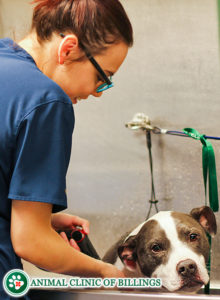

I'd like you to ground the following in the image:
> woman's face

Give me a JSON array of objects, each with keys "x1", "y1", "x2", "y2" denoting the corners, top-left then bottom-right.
[{"x1": 53, "y1": 42, "x2": 128, "y2": 104}]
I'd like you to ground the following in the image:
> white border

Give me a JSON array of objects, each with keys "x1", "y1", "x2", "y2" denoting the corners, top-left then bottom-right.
[{"x1": 3, "y1": 269, "x2": 30, "y2": 298}]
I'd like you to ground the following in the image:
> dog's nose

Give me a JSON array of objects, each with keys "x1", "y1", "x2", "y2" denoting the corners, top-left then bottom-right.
[{"x1": 177, "y1": 259, "x2": 197, "y2": 277}]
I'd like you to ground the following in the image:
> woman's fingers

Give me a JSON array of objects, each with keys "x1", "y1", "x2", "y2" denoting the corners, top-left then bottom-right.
[{"x1": 59, "y1": 231, "x2": 80, "y2": 251}]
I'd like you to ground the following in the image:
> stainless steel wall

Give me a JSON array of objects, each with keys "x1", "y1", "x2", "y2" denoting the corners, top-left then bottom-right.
[{"x1": 1, "y1": 0, "x2": 220, "y2": 286}]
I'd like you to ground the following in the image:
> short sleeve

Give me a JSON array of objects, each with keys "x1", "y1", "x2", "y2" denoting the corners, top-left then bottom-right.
[{"x1": 8, "y1": 101, "x2": 74, "y2": 212}]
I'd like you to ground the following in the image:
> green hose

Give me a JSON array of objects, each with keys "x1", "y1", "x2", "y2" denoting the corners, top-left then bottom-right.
[{"x1": 183, "y1": 128, "x2": 219, "y2": 294}]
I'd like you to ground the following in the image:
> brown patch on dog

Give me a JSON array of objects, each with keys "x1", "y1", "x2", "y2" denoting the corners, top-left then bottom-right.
[
  {"x1": 103, "y1": 220, "x2": 172, "y2": 276},
  {"x1": 135, "y1": 220, "x2": 171, "y2": 276},
  {"x1": 172, "y1": 212, "x2": 210, "y2": 262}
]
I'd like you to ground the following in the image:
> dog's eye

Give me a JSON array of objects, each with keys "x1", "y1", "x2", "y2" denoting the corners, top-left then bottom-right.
[
  {"x1": 189, "y1": 233, "x2": 198, "y2": 242},
  {"x1": 151, "y1": 244, "x2": 163, "y2": 253}
]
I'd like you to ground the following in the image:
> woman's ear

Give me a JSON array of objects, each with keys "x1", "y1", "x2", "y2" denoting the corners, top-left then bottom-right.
[{"x1": 58, "y1": 34, "x2": 79, "y2": 65}]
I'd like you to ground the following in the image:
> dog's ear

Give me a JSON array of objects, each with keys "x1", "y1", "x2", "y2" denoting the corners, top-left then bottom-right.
[
  {"x1": 190, "y1": 206, "x2": 217, "y2": 237},
  {"x1": 118, "y1": 236, "x2": 137, "y2": 272}
]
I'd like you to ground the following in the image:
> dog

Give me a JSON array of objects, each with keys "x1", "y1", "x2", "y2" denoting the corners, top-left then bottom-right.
[{"x1": 102, "y1": 206, "x2": 217, "y2": 293}]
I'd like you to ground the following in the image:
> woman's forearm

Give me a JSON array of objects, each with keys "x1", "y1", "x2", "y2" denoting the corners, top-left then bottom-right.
[
  {"x1": 11, "y1": 200, "x2": 122, "y2": 278},
  {"x1": 14, "y1": 226, "x2": 107, "y2": 277}
]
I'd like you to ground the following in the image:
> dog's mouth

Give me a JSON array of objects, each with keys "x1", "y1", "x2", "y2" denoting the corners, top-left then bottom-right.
[
  {"x1": 178, "y1": 279, "x2": 204, "y2": 292},
  {"x1": 122, "y1": 256, "x2": 137, "y2": 269}
]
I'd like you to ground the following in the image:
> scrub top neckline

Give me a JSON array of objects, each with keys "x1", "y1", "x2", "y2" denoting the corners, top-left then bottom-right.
[{"x1": 1, "y1": 38, "x2": 37, "y2": 65}]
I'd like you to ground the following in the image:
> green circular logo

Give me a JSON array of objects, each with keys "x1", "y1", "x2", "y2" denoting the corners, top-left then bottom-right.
[{"x1": 3, "y1": 269, "x2": 30, "y2": 297}]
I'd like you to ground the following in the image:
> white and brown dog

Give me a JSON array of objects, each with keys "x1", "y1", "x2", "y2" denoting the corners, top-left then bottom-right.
[{"x1": 103, "y1": 206, "x2": 217, "y2": 293}]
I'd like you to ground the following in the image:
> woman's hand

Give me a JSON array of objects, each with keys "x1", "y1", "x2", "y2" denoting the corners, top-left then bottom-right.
[
  {"x1": 51, "y1": 213, "x2": 89, "y2": 251},
  {"x1": 51, "y1": 213, "x2": 89, "y2": 233}
]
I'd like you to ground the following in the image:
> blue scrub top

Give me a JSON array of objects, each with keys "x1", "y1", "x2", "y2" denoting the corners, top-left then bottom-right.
[{"x1": 0, "y1": 38, "x2": 75, "y2": 299}]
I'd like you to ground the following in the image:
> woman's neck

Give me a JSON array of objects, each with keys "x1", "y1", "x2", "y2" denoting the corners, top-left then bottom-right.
[{"x1": 18, "y1": 32, "x2": 58, "y2": 76}]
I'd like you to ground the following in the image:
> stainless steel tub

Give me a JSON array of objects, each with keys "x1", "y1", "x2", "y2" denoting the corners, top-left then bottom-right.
[{"x1": 29, "y1": 289, "x2": 220, "y2": 300}]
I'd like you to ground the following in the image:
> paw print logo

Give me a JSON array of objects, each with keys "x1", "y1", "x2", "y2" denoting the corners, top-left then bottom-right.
[
  {"x1": 3, "y1": 269, "x2": 30, "y2": 297},
  {"x1": 9, "y1": 274, "x2": 24, "y2": 290}
]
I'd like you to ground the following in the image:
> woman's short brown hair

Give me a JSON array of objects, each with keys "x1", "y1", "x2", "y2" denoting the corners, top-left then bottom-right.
[{"x1": 31, "y1": 0, "x2": 133, "y2": 55}]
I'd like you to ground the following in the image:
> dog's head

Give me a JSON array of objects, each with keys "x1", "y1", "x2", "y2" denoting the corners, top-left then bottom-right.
[{"x1": 118, "y1": 206, "x2": 217, "y2": 292}]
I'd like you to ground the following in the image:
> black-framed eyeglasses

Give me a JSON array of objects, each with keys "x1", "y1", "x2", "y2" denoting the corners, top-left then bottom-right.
[{"x1": 60, "y1": 33, "x2": 114, "y2": 93}]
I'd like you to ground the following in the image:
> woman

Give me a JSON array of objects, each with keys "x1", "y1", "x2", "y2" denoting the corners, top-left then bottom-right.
[{"x1": 0, "y1": 0, "x2": 133, "y2": 298}]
